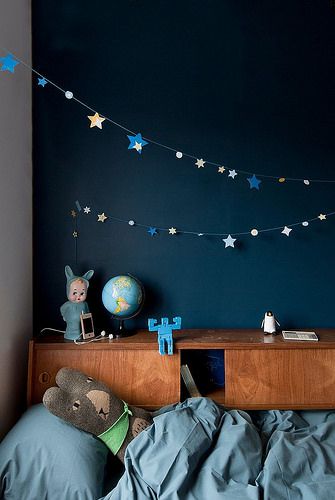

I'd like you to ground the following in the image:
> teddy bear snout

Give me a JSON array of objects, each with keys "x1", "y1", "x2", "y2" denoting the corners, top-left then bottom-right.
[{"x1": 86, "y1": 390, "x2": 110, "y2": 421}]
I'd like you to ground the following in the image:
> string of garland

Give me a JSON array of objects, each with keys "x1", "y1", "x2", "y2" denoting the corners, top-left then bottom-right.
[
  {"x1": 70, "y1": 201, "x2": 335, "y2": 249},
  {"x1": 1, "y1": 50, "x2": 335, "y2": 189}
]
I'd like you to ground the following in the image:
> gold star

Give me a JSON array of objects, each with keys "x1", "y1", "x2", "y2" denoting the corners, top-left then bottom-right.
[
  {"x1": 73, "y1": 231, "x2": 78, "y2": 238},
  {"x1": 134, "y1": 142, "x2": 142, "y2": 152},
  {"x1": 88, "y1": 112, "x2": 106, "y2": 129},
  {"x1": 318, "y1": 213, "x2": 326, "y2": 221},
  {"x1": 70, "y1": 210, "x2": 77, "y2": 218},
  {"x1": 169, "y1": 227, "x2": 177, "y2": 235},
  {"x1": 218, "y1": 166, "x2": 225, "y2": 174},
  {"x1": 195, "y1": 159, "x2": 205, "y2": 168},
  {"x1": 97, "y1": 213, "x2": 108, "y2": 222}
]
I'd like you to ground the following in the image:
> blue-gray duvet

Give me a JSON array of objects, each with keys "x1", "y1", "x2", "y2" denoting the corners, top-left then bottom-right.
[{"x1": 101, "y1": 398, "x2": 335, "y2": 500}]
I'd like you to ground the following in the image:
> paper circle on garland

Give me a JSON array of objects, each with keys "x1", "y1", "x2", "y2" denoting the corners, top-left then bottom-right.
[
  {"x1": 176, "y1": 151, "x2": 183, "y2": 159},
  {"x1": 128, "y1": 220, "x2": 135, "y2": 226},
  {"x1": 302, "y1": 221, "x2": 309, "y2": 227},
  {"x1": 304, "y1": 180, "x2": 310, "y2": 185},
  {"x1": 279, "y1": 177, "x2": 286, "y2": 183},
  {"x1": 65, "y1": 91, "x2": 73, "y2": 99},
  {"x1": 251, "y1": 229, "x2": 259, "y2": 236}
]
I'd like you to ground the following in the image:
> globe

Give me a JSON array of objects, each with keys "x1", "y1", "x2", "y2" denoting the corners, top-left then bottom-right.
[{"x1": 102, "y1": 275, "x2": 144, "y2": 337}]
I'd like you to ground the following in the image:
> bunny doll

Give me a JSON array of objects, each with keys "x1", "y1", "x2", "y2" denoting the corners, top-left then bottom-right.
[{"x1": 60, "y1": 265, "x2": 94, "y2": 340}]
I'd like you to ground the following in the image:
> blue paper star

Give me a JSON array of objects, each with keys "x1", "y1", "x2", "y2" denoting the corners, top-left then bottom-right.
[
  {"x1": 38, "y1": 77, "x2": 47, "y2": 87},
  {"x1": 127, "y1": 133, "x2": 148, "y2": 154},
  {"x1": 148, "y1": 227, "x2": 157, "y2": 236},
  {"x1": 0, "y1": 54, "x2": 19, "y2": 73},
  {"x1": 247, "y1": 174, "x2": 262, "y2": 190}
]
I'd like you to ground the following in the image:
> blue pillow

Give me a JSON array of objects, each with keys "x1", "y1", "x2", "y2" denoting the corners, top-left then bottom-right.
[{"x1": 0, "y1": 404, "x2": 110, "y2": 500}]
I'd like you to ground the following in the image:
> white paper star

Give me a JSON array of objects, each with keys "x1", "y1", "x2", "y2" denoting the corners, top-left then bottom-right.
[
  {"x1": 281, "y1": 226, "x2": 292, "y2": 236},
  {"x1": 318, "y1": 213, "x2": 326, "y2": 221},
  {"x1": 97, "y1": 213, "x2": 108, "y2": 222},
  {"x1": 195, "y1": 159, "x2": 206, "y2": 168},
  {"x1": 134, "y1": 142, "x2": 142, "y2": 152},
  {"x1": 83, "y1": 206, "x2": 91, "y2": 214},
  {"x1": 222, "y1": 235, "x2": 236, "y2": 248},
  {"x1": 228, "y1": 169, "x2": 237, "y2": 179},
  {"x1": 218, "y1": 166, "x2": 225, "y2": 174},
  {"x1": 169, "y1": 227, "x2": 177, "y2": 235}
]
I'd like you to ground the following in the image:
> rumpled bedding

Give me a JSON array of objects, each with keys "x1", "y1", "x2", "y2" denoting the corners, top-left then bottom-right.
[{"x1": 101, "y1": 398, "x2": 335, "y2": 500}]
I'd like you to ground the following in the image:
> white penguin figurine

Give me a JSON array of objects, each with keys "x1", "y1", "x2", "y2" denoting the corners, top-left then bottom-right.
[{"x1": 261, "y1": 311, "x2": 280, "y2": 335}]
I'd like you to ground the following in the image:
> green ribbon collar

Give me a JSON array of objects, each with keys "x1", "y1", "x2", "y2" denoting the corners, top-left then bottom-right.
[{"x1": 98, "y1": 401, "x2": 133, "y2": 455}]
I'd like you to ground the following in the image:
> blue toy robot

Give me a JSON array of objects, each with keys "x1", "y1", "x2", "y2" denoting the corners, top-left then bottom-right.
[{"x1": 148, "y1": 317, "x2": 182, "y2": 355}]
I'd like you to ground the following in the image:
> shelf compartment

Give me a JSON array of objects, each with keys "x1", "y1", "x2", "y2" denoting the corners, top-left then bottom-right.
[{"x1": 180, "y1": 349, "x2": 225, "y2": 399}]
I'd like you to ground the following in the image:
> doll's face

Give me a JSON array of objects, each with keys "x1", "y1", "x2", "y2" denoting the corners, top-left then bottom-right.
[{"x1": 68, "y1": 279, "x2": 87, "y2": 303}]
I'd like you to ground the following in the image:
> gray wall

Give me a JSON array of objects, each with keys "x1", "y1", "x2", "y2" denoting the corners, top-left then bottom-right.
[{"x1": 0, "y1": 1, "x2": 32, "y2": 439}]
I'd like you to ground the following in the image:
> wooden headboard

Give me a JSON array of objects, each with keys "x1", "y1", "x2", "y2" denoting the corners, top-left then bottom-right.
[{"x1": 28, "y1": 329, "x2": 335, "y2": 409}]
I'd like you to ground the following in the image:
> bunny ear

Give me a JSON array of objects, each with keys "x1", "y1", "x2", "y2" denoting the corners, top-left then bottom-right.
[
  {"x1": 82, "y1": 270, "x2": 94, "y2": 281},
  {"x1": 65, "y1": 265, "x2": 74, "y2": 280}
]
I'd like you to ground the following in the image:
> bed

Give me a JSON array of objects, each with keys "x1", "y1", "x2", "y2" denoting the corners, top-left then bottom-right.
[
  {"x1": 2, "y1": 397, "x2": 335, "y2": 499},
  {"x1": 3, "y1": 330, "x2": 335, "y2": 498}
]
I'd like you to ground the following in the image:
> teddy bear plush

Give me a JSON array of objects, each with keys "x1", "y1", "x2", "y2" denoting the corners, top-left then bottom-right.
[{"x1": 43, "y1": 367, "x2": 153, "y2": 462}]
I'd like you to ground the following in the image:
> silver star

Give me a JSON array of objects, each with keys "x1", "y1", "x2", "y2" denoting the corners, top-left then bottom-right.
[
  {"x1": 169, "y1": 227, "x2": 177, "y2": 235},
  {"x1": 222, "y1": 234, "x2": 236, "y2": 248},
  {"x1": 83, "y1": 206, "x2": 91, "y2": 214},
  {"x1": 281, "y1": 226, "x2": 292, "y2": 237},
  {"x1": 228, "y1": 169, "x2": 237, "y2": 179}
]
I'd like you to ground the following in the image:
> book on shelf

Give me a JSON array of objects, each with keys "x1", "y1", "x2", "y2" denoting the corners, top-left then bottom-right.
[{"x1": 180, "y1": 364, "x2": 202, "y2": 398}]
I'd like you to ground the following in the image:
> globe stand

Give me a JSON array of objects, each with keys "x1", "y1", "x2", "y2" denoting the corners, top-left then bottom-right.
[{"x1": 114, "y1": 319, "x2": 133, "y2": 338}]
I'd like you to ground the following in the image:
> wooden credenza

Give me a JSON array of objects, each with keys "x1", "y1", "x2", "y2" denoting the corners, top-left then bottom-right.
[{"x1": 28, "y1": 329, "x2": 335, "y2": 409}]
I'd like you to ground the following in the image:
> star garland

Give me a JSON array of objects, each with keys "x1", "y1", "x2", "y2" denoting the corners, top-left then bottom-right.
[
  {"x1": 74, "y1": 202, "x2": 334, "y2": 249},
  {"x1": 70, "y1": 201, "x2": 81, "y2": 264},
  {"x1": 2, "y1": 49, "x2": 335, "y2": 190}
]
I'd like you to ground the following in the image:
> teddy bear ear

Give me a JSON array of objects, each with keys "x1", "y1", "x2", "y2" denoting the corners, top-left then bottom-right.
[
  {"x1": 43, "y1": 386, "x2": 70, "y2": 418},
  {"x1": 82, "y1": 270, "x2": 94, "y2": 281},
  {"x1": 55, "y1": 367, "x2": 98, "y2": 392},
  {"x1": 65, "y1": 265, "x2": 74, "y2": 280}
]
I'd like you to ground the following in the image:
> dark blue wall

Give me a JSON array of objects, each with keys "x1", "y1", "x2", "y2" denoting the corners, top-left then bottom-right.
[{"x1": 33, "y1": 0, "x2": 335, "y2": 333}]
